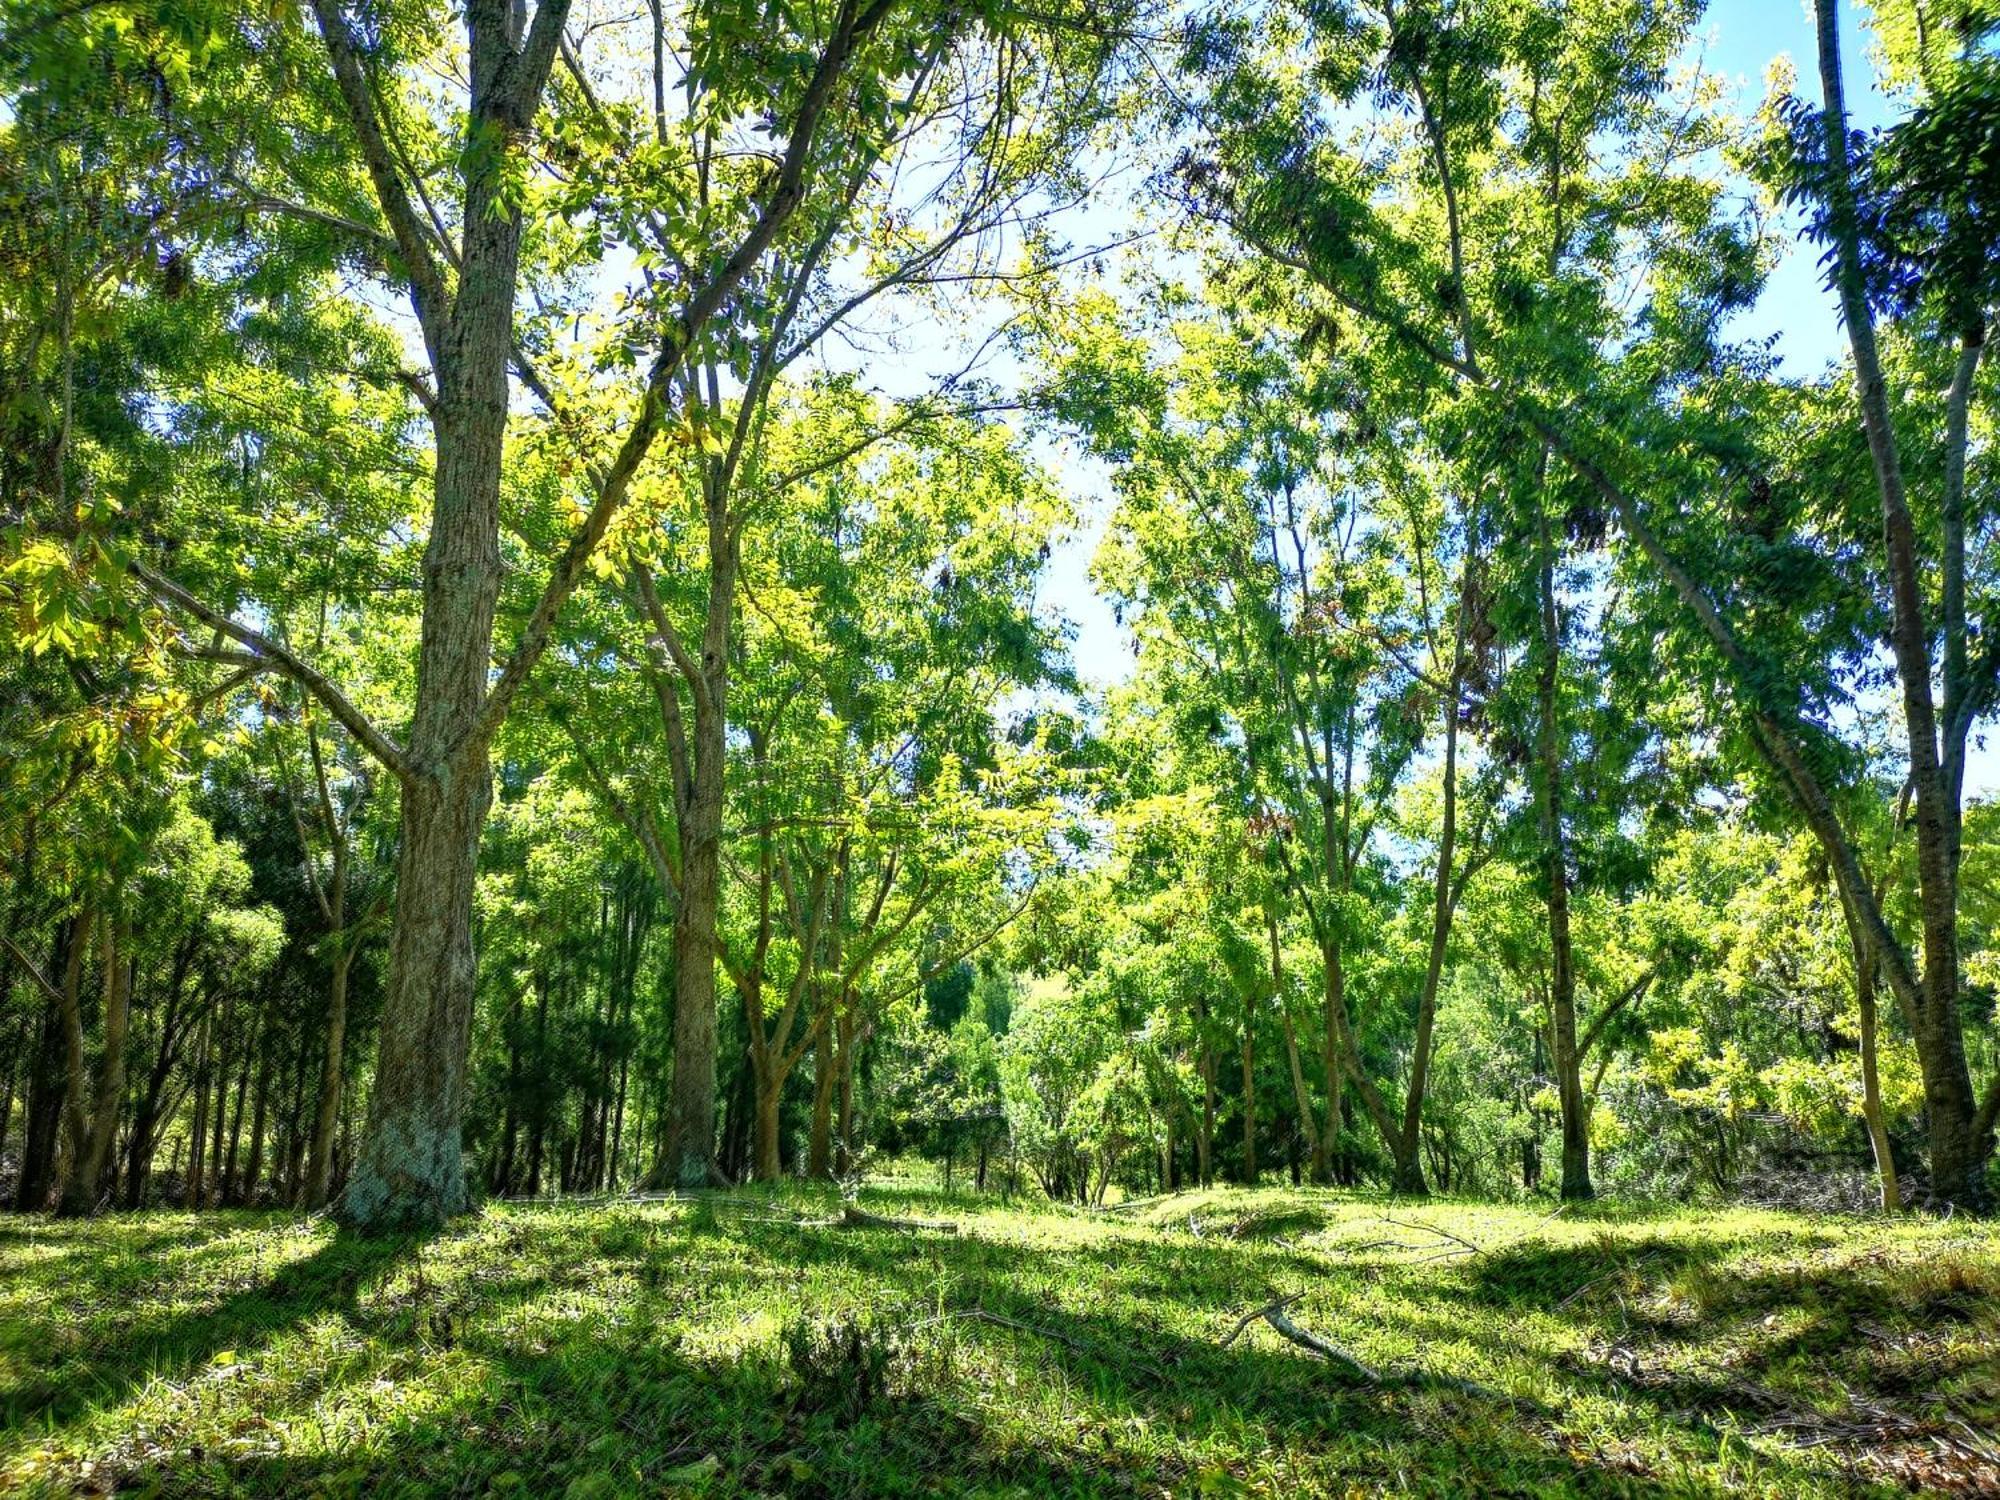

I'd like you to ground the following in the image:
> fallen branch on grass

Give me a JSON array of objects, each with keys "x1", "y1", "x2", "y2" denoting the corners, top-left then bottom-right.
[
  {"x1": 841, "y1": 1203, "x2": 959, "y2": 1234},
  {"x1": 1377, "y1": 1216, "x2": 1483, "y2": 1256},
  {"x1": 903, "y1": 1305, "x2": 1172, "y2": 1383},
  {"x1": 1221, "y1": 1291, "x2": 1525, "y2": 1405},
  {"x1": 1223, "y1": 1292, "x2": 1384, "y2": 1383}
]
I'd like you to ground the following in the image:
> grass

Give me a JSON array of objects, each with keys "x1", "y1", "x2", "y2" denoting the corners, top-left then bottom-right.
[{"x1": 2, "y1": 1185, "x2": 1997, "y2": 1497}]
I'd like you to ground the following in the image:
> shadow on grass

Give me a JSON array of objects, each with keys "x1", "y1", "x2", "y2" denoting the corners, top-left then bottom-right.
[
  {"x1": 0, "y1": 1220, "x2": 426, "y2": 1440},
  {"x1": 7, "y1": 1197, "x2": 1914, "y2": 1498}
]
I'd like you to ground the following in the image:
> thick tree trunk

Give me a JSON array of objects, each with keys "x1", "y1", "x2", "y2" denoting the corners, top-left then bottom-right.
[
  {"x1": 751, "y1": 1053, "x2": 784, "y2": 1183},
  {"x1": 340, "y1": 758, "x2": 489, "y2": 1227},
  {"x1": 807, "y1": 1010, "x2": 836, "y2": 1178},
  {"x1": 61, "y1": 913, "x2": 128, "y2": 1217}
]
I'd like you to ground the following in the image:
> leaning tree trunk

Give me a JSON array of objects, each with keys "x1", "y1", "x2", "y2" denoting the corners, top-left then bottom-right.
[{"x1": 1812, "y1": 0, "x2": 1989, "y2": 1209}]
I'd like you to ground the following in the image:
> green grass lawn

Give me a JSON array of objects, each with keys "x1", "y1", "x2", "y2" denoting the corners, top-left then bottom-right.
[{"x1": 3, "y1": 1186, "x2": 1997, "y2": 1497}]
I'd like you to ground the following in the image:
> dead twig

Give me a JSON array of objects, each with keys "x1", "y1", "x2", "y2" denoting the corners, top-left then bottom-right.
[{"x1": 1378, "y1": 1216, "x2": 1482, "y2": 1255}]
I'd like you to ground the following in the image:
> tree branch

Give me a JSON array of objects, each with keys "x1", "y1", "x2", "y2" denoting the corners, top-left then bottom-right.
[{"x1": 135, "y1": 562, "x2": 412, "y2": 779}]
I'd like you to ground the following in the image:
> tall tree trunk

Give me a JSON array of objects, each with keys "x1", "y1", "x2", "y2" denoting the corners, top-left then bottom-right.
[
  {"x1": 15, "y1": 918, "x2": 73, "y2": 1211},
  {"x1": 1239, "y1": 993, "x2": 1257, "y2": 1185},
  {"x1": 833, "y1": 1008, "x2": 861, "y2": 1178},
  {"x1": 328, "y1": 0, "x2": 575, "y2": 1230},
  {"x1": 1197, "y1": 1025, "x2": 1215, "y2": 1189},
  {"x1": 495, "y1": 986, "x2": 523, "y2": 1195},
  {"x1": 807, "y1": 1009, "x2": 836, "y2": 1178},
  {"x1": 245, "y1": 1022, "x2": 275, "y2": 1205},
  {"x1": 304, "y1": 945, "x2": 353, "y2": 1208},
  {"x1": 1392, "y1": 558, "x2": 1474, "y2": 1197},
  {"x1": 1270, "y1": 907, "x2": 1323, "y2": 1182},
  {"x1": 187, "y1": 1006, "x2": 213, "y2": 1208},
  {"x1": 52, "y1": 905, "x2": 96, "y2": 1212},
  {"x1": 661, "y1": 695, "x2": 724, "y2": 1187},
  {"x1": 61, "y1": 910, "x2": 128, "y2": 1216},
  {"x1": 1534, "y1": 487, "x2": 1590, "y2": 1201},
  {"x1": 1813, "y1": 0, "x2": 1988, "y2": 1207},
  {"x1": 222, "y1": 1003, "x2": 258, "y2": 1205}
]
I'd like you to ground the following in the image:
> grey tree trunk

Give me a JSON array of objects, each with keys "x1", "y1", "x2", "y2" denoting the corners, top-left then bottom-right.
[
  {"x1": 61, "y1": 912, "x2": 128, "y2": 1217},
  {"x1": 662, "y1": 703, "x2": 724, "y2": 1187},
  {"x1": 304, "y1": 946, "x2": 352, "y2": 1209},
  {"x1": 1534, "y1": 492, "x2": 1590, "y2": 1202}
]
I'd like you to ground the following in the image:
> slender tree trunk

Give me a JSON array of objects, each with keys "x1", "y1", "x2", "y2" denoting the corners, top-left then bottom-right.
[
  {"x1": 833, "y1": 1009, "x2": 860, "y2": 1178},
  {"x1": 1239, "y1": 995, "x2": 1257, "y2": 1185},
  {"x1": 1813, "y1": 0, "x2": 1987, "y2": 1207},
  {"x1": 16, "y1": 919, "x2": 73, "y2": 1211},
  {"x1": 751, "y1": 1052, "x2": 784, "y2": 1183},
  {"x1": 1271, "y1": 907, "x2": 1323, "y2": 1181},
  {"x1": 1393, "y1": 557, "x2": 1475, "y2": 1197},
  {"x1": 1197, "y1": 1026, "x2": 1215, "y2": 1188},
  {"x1": 305, "y1": 939, "x2": 354, "y2": 1208},
  {"x1": 525, "y1": 967, "x2": 550, "y2": 1196},
  {"x1": 1857, "y1": 945, "x2": 1902, "y2": 1212},
  {"x1": 52, "y1": 905, "x2": 96, "y2": 1212},
  {"x1": 1534, "y1": 489, "x2": 1591, "y2": 1201},
  {"x1": 222, "y1": 1004, "x2": 258, "y2": 1205},
  {"x1": 187, "y1": 1008, "x2": 212, "y2": 1208},
  {"x1": 661, "y1": 695, "x2": 724, "y2": 1187}
]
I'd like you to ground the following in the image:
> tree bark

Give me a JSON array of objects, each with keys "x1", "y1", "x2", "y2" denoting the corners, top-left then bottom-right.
[
  {"x1": 1534, "y1": 484, "x2": 1590, "y2": 1201},
  {"x1": 61, "y1": 910, "x2": 128, "y2": 1216},
  {"x1": 1270, "y1": 906, "x2": 1323, "y2": 1181},
  {"x1": 808, "y1": 1008, "x2": 837, "y2": 1178},
  {"x1": 660, "y1": 690, "x2": 725, "y2": 1187},
  {"x1": 15, "y1": 918, "x2": 73, "y2": 1211},
  {"x1": 1811, "y1": 0, "x2": 1984, "y2": 1207}
]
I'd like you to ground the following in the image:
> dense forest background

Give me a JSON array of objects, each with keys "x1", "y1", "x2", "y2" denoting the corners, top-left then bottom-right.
[{"x1": 2, "y1": 0, "x2": 1997, "y2": 1227}]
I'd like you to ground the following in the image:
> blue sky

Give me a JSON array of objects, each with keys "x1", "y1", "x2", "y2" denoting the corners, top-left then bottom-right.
[{"x1": 1013, "y1": 0, "x2": 1997, "y2": 794}]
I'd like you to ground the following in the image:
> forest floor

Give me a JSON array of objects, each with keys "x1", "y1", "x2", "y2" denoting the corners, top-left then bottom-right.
[{"x1": 2, "y1": 1185, "x2": 1998, "y2": 1498}]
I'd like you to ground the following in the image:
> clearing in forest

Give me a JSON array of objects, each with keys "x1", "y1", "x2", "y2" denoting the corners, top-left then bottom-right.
[{"x1": 2, "y1": 1188, "x2": 1997, "y2": 1497}]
